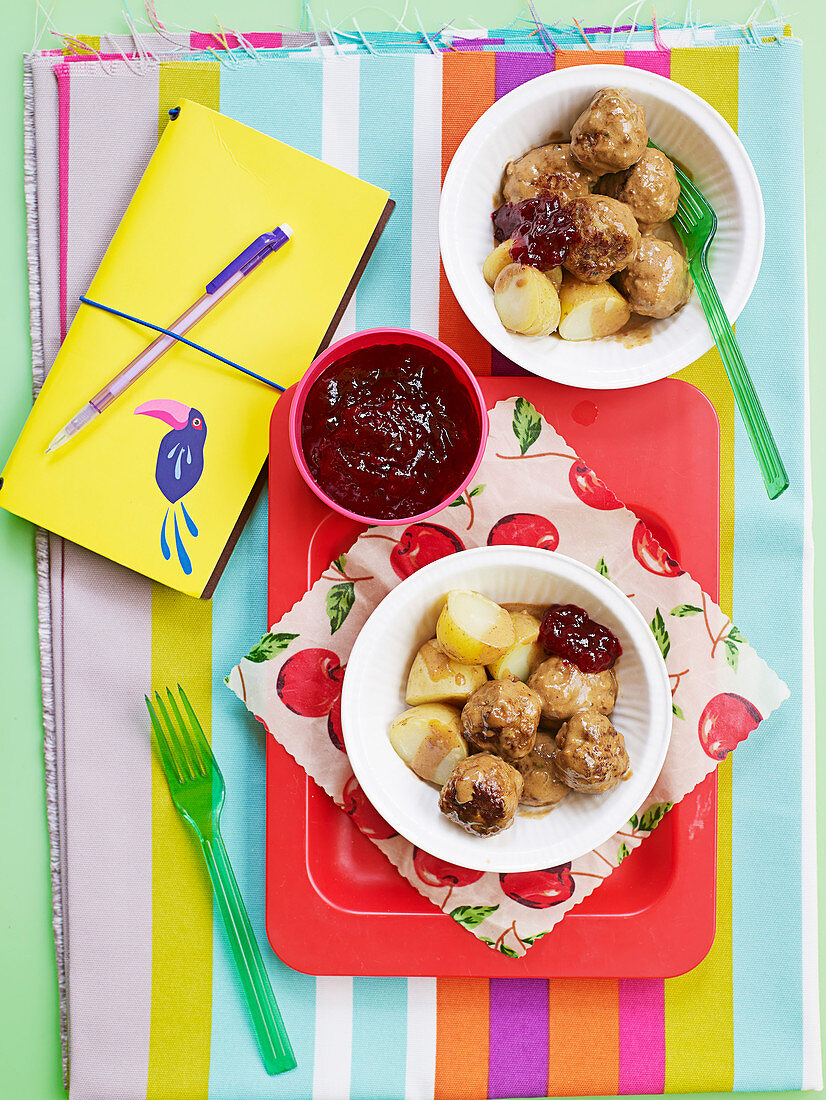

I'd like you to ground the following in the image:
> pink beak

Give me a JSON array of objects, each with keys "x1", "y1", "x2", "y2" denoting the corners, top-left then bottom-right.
[{"x1": 134, "y1": 398, "x2": 191, "y2": 429}]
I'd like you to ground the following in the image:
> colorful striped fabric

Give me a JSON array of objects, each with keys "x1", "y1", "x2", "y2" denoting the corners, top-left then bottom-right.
[{"x1": 26, "y1": 22, "x2": 818, "y2": 1099}]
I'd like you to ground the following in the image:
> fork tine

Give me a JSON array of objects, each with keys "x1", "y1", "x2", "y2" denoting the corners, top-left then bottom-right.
[
  {"x1": 165, "y1": 687, "x2": 205, "y2": 777},
  {"x1": 682, "y1": 190, "x2": 702, "y2": 218},
  {"x1": 145, "y1": 695, "x2": 185, "y2": 784},
  {"x1": 161, "y1": 690, "x2": 202, "y2": 778},
  {"x1": 177, "y1": 685, "x2": 214, "y2": 773},
  {"x1": 154, "y1": 690, "x2": 195, "y2": 780}
]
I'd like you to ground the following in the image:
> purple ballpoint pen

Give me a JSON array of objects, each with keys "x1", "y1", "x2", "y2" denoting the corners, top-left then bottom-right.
[{"x1": 46, "y1": 224, "x2": 293, "y2": 454}]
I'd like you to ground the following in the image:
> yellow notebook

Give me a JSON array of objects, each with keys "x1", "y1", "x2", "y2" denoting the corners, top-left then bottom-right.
[{"x1": 1, "y1": 100, "x2": 392, "y2": 597}]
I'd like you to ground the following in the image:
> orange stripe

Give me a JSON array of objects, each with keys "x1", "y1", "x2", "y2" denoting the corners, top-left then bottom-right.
[
  {"x1": 434, "y1": 978, "x2": 490, "y2": 1099},
  {"x1": 547, "y1": 979, "x2": 620, "y2": 1095},
  {"x1": 439, "y1": 52, "x2": 495, "y2": 375},
  {"x1": 553, "y1": 50, "x2": 626, "y2": 69}
]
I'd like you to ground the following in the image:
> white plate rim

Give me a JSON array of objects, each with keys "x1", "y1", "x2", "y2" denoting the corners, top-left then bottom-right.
[{"x1": 340, "y1": 546, "x2": 673, "y2": 873}]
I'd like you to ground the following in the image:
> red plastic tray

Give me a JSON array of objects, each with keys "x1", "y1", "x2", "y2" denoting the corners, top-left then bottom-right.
[{"x1": 266, "y1": 376, "x2": 720, "y2": 977}]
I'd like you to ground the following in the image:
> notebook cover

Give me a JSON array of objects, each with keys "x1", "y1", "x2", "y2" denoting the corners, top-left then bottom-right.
[{"x1": 0, "y1": 99, "x2": 392, "y2": 598}]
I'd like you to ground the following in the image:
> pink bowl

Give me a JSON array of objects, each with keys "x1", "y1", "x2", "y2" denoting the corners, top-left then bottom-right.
[{"x1": 289, "y1": 328, "x2": 488, "y2": 526}]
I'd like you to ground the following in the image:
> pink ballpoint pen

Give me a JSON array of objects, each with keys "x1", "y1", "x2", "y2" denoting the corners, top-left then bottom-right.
[{"x1": 46, "y1": 224, "x2": 293, "y2": 454}]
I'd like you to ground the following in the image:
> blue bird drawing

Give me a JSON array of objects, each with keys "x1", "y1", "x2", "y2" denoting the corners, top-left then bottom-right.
[{"x1": 134, "y1": 399, "x2": 207, "y2": 575}]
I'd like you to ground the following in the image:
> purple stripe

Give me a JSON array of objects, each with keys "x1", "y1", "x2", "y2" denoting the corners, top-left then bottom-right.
[
  {"x1": 624, "y1": 50, "x2": 671, "y2": 77},
  {"x1": 618, "y1": 979, "x2": 665, "y2": 1094},
  {"x1": 491, "y1": 349, "x2": 531, "y2": 378},
  {"x1": 451, "y1": 38, "x2": 506, "y2": 50},
  {"x1": 488, "y1": 979, "x2": 549, "y2": 1098},
  {"x1": 494, "y1": 51, "x2": 556, "y2": 100}
]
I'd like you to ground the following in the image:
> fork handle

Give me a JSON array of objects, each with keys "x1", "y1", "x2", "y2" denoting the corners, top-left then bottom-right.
[
  {"x1": 690, "y1": 258, "x2": 789, "y2": 500},
  {"x1": 202, "y1": 833, "x2": 297, "y2": 1075}
]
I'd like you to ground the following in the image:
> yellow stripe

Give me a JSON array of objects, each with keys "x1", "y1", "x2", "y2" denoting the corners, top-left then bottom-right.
[
  {"x1": 664, "y1": 47, "x2": 738, "y2": 1093},
  {"x1": 147, "y1": 61, "x2": 220, "y2": 1100},
  {"x1": 148, "y1": 587, "x2": 214, "y2": 1100},
  {"x1": 159, "y1": 61, "x2": 221, "y2": 137}
]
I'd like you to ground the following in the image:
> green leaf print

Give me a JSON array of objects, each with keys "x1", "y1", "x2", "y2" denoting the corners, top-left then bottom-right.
[
  {"x1": 650, "y1": 609, "x2": 671, "y2": 661},
  {"x1": 498, "y1": 944, "x2": 520, "y2": 957},
  {"x1": 637, "y1": 801, "x2": 673, "y2": 834},
  {"x1": 449, "y1": 904, "x2": 500, "y2": 930},
  {"x1": 512, "y1": 397, "x2": 542, "y2": 455},
  {"x1": 449, "y1": 484, "x2": 485, "y2": 508},
  {"x1": 596, "y1": 557, "x2": 610, "y2": 579},
  {"x1": 617, "y1": 842, "x2": 630, "y2": 864},
  {"x1": 727, "y1": 625, "x2": 747, "y2": 644},
  {"x1": 521, "y1": 930, "x2": 551, "y2": 947},
  {"x1": 723, "y1": 636, "x2": 740, "y2": 671},
  {"x1": 326, "y1": 582, "x2": 355, "y2": 635},
  {"x1": 331, "y1": 554, "x2": 347, "y2": 575},
  {"x1": 672, "y1": 703, "x2": 685, "y2": 720},
  {"x1": 670, "y1": 604, "x2": 702, "y2": 617},
  {"x1": 244, "y1": 632, "x2": 300, "y2": 663}
]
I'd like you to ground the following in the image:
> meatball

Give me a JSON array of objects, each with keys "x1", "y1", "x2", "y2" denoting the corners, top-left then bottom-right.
[
  {"x1": 527, "y1": 655, "x2": 618, "y2": 724},
  {"x1": 599, "y1": 148, "x2": 680, "y2": 228},
  {"x1": 553, "y1": 709, "x2": 629, "y2": 793},
  {"x1": 513, "y1": 731, "x2": 570, "y2": 808},
  {"x1": 461, "y1": 679, "x2": 542, "y2": 761},
  {"x1": 615, "y1": 237, "x2": 692, "y2": 319},
  {"x1": 439, "y1": 753, "x2": 523, "y2": 836},
  {"x1": 563, "y1": 196, "x2": 641, "y2": 284},
  {"x1": 502, "y1": 143, "x2": 598, "y2": 204},
  {"x1": 570, "y1": 88, "x2": 648, "y2": 175}
]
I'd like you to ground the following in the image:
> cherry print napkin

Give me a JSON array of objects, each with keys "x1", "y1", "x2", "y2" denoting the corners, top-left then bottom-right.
[{"x1": 226, "y1": 397, "x2": 789, "y2": 956}]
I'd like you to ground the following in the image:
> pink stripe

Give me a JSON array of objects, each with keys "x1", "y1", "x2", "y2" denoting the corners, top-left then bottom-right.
[
  {"x1": 623, "y1": 50, "x2": 671, "y2": 78},
  {"x1": 618, "y1": 979, "x2": 665, "y2": 1094},
  {"x1": 189, "y1": 31, "x2": 283, "y2": 50},
  {"x1": 55, "y1": 62, "x2": 71, "y2": 341}
]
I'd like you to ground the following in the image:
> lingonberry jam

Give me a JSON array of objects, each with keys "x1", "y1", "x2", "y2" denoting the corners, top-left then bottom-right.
[
  {"x1": 301, "y1": 343, "x2": 480, "y2": 521},
  {"x1": 539, "y1": 603, "x2": 622, "y2": 673},
  {"x1": 492, "y1": 195, "x2": 580, "y2": 270}
]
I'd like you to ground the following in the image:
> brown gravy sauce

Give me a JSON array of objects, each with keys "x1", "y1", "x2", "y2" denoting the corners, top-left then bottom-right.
[{"x1": 613, "y1": 313, "x2": 653, "y2": 348}]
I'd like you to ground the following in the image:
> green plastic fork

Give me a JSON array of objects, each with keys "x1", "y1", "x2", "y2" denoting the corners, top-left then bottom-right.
[
  {"x1": 145, "y1": 686, "x2": 296, "y2": 1076},
  {"x1": 652, "y1": 143, "x2": 789, "y2": 500}
]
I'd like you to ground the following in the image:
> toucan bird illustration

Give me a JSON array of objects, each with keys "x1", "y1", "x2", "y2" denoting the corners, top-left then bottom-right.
[{"x1": 134, "y1": 399, "x2": 207, "y2": 575}]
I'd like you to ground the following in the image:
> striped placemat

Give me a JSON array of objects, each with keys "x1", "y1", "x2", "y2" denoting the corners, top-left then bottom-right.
[{"x1": 24, "y1": 19, "x2": 818, "y2": 1097}]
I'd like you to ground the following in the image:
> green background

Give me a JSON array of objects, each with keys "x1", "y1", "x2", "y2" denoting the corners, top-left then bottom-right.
[{"x1": 0, "y1": 1, "x2": 820, "y2": 1097}]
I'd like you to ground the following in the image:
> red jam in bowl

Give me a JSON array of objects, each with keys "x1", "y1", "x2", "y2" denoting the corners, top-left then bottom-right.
[
  {"x1": 492, "y1": 195, "x2": 580, "y2": 270},
  {"x1": 539, "y1": 603, "x2": 622, "y2": 673},
  {"x1": 300, "y1": 343, "x2": 481, "y2": 521}
]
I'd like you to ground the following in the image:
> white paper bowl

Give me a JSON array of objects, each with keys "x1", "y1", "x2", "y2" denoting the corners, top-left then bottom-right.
[
  {"x1": 340, "y1": 547, "x2": 672, "y2": 873},
  {"x1": 439, "y1": 64, "x2": 765, "y2": 389}
]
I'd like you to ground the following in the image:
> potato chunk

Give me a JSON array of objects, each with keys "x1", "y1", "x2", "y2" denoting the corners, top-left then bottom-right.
[
  {"x1": 488, "y1": 610, "x2": 545, "y2": 682},
  {"x1": 558, "y1": 273, "x2": 631, "y2": 340},
  {"x1": 483, "y1": 239, "x2": 515, "y2": 287},
  {"x1": 406, "y1": 639, "x2": 488, "y2": 706},
  {"x1": 493, "y1": 263, "x2": 561, "y2": 336},
  {"x1": 436, "y1": 589, "x2": 516, "y2": 665},
  {"x1": 389, "y1": 703, "x2": 468, "y2": 786}
]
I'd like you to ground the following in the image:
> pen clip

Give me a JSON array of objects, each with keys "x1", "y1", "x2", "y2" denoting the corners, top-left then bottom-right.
[{"x1": 205, "y1": 225, "x2": 292, "y2": 294}]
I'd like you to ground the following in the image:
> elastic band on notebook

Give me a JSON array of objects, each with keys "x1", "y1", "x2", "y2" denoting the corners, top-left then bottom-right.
[{"x1": 79, "y1": 295, "x2": 285, "y2": 392}]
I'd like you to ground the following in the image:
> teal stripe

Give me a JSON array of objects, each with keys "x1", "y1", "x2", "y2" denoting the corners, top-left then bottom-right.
[
  {"x1": 731, "y1": 43, "x2": 804, "y2": 1091},
  {"x1": 209, "y1": 491, "x2": 317, "y2": 1099},
  {"x1": 219, "y1": 56, "x2": 323, "y2": 156},
  {"x1": 355, "y1": 57, "x2": 415, "y2": 329},
  {"x1": 209, "y1": 62, "x2": 324, "y2": 1098},
  {"x1": 350, "y1": 978, "x2": 408, "y2": 1099}
]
